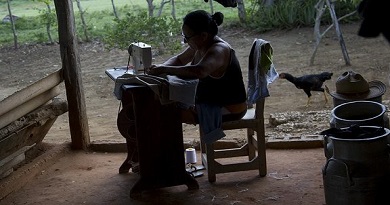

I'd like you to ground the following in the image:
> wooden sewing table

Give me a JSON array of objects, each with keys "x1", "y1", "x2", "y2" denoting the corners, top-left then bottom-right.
[{"x1": 119, "y1": 84, "x2": 199, "y2": 198}]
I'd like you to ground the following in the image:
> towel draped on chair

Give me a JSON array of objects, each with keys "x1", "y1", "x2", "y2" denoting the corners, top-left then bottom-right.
[{"x1": 247, "y1": 39, "x2": 278, "y2": 104}]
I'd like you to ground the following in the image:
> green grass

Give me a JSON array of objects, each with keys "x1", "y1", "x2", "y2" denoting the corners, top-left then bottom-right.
[
  {"x1": 0, "y1": 0, "x2": 238, "y2": 18},
  {"x1": 0, "y1": 0, "x2": 144, "y2": 17},
  {"x1": 0, "y1": 0, "x2": 41, "y2": 17},
  {"x1": 0, "y1": 0, "x2": 242, "y2": 47},
  {"x1": 0, "y1": 0, "x2": 359, "y2": 48}
]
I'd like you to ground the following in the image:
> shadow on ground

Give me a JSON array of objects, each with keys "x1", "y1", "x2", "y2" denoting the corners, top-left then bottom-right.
[{"x1": 0, "y1": 144, "x2": 326, "y2": 205}]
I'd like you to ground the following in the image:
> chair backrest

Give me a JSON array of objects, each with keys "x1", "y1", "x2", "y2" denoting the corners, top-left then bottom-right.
[
  {"x1": 246, "y1": 39, "x2": 277, "y2": 119},
  {"x1": 247, "y1": 39, "x2": 277, "y2": 103}
]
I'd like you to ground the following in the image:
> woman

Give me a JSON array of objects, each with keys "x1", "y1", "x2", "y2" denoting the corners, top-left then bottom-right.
[
  {"x1": 119, "y1": 10, "x2": 247, "y2": 173},
  {"x1": 147, "y1": 10, "x2": 247, "y2": 128}
]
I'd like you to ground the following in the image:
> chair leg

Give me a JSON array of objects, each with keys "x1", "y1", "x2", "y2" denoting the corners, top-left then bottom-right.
[
  {"x1": 200, "y1": 120, "x2": 268, "y2": 181},
  {"x1": 257, "y1": 128, "x2": 267, "y2": 177},
  {"x1": 247, "y1": 128, "x2": 255, "y2": 160},
  {"x1": 259, "y1": 143, "x2": 267, "y2": 177},
  {"x1": 205, "y1": 143, "x2": 216, "y2": 183}
]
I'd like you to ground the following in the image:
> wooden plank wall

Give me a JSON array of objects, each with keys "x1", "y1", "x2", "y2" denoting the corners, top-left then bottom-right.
[
  {"x1": 0, "y1": 69, "x2": 63, "y2": 129},
  {"x1": 0, "y1": 69, "x2": 68, "y2": 162}
]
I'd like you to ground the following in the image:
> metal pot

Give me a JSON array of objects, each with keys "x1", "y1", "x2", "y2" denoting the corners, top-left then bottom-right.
[
  {"x1": 322, "y1": 126, "x2": 390, "y2": 205},
  {"x1": 330, "y1": 101, "x2": 386, "y2": 129}
]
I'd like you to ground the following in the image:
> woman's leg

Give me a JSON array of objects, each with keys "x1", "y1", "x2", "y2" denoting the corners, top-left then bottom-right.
[
  {"x1": 221, "y1": 102, "x2": 247, "y2": 122},
  {"x1": 180, "y1": 106, "x2": 198, "y2": 124},
  {"x1": 180, "y1": 102, "x2": 247, "y2": 124}
]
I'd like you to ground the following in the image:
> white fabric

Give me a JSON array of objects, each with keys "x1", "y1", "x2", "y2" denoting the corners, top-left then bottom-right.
[
  {"x1": 166, "y1": 75, "x2": 198, "y2": 105},
  {"x1": 113, "y1": 74, "x2": 198, "y2": 105}
]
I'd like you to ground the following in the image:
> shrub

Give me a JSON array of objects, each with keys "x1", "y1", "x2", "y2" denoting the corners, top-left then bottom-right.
[
  {"x1": 102, "y1": 11, "x2": 182, "y2": 55},
  {"x1": 246, "y1": 0, "x2": 359, "y2": 32}
]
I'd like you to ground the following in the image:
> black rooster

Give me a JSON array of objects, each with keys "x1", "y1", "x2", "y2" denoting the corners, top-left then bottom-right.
[{"x1": 279, "y1": 72, "x2": 333, "y2": 107}]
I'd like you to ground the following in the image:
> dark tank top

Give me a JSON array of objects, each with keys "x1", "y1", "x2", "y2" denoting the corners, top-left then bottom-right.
[{"x1": 195, "y1": 46, "x2": 246, "y2": 106}]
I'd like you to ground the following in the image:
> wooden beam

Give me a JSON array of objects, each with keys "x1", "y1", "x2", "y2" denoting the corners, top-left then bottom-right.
[
  {"x1": 311, "y1": 0, "x2": 351, "y2": 66},
  {"x1": 326, "y1": 0, "x2": 350, "y2": 66},
  {"x1": 0, "y1": 85, "x2": 61, "y2": 130},
  {"x1": 0, "y1": 99, "x2": 68, "y2": 140},
  {"x1": 0, "y1": 69, "x2": 63, "y2": 117},
  {"x1": 0, "y1": 100, "x2": 68, "y2": 161},
  {"x1": 54, "y1": 0, "x2": 90, "y2": 150}
]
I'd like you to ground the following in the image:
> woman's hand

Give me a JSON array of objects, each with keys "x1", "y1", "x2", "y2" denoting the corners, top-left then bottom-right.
[{"x1": 146, "y1": 64, "x2": 165, "y2": 76}]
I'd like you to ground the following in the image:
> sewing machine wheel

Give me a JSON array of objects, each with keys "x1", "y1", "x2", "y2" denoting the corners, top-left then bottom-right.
[{"x1": 117, "y1": 105, "x2": 136, "y2": 139}]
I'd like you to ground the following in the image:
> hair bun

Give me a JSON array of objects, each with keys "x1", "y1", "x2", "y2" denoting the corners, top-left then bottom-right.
[{"x1": 212, "y1": 12, "x2": 224, "y2": 26}]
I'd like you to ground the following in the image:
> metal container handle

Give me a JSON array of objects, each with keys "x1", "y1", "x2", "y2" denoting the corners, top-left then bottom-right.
[
  {"x1": 387, "y1": 143, "x2": 390, "y2": 153},
  {"x1": 323, "y1": 158, "x2": 354, "y2": 186}
]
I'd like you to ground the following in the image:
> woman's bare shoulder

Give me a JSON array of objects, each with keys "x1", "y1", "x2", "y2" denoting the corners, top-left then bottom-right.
[{"x1": 215, "y1": 36, "x2": 232, "y2": 47}]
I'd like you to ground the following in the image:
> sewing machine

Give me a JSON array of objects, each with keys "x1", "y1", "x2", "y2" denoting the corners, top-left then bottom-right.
[
  {"x1": 105, "y1": 42, "x2": 152, "y2": 99},
  {"x1": 128, "y1": 42, "x2": 152, "y2": 75}
]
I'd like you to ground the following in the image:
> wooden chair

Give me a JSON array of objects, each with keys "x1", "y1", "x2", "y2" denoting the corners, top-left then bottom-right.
[{"x1": 200, "y1": 39, "x2": 274, "y2": 182}]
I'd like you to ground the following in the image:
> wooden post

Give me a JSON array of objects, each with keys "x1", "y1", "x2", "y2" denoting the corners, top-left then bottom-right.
[
  {"x1": 310, "y1": 0, "x2": 326, "y2": 66},
  {"x1": 310, "y1": 0, "x2": 352, "y2": 66},
  {"x1": 54, "y1": 0, "x2": 90, "y2": 150},
  {"x1": 326, "y1": 0, "x2": 351, "y2": 66}
]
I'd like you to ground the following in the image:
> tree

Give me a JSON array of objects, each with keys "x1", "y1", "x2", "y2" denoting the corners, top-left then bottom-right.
[
  {"x1": 237, "y1": 0, "x2": 246, "y2": 23},
  {"x1": 6, "y1": 0, "x2": 18, "y2": 49},
  {"x1": 36, "y1": 0, "x2": 56, "y2": 44},
  {"x1": 157, "y1": 0, "x2": 176, "y2": 20},
  {"x1": 310, "y1": 0, "x2": 356, "y2": 66},
  {"x1": 208, "y1": 0, "x2": 214, "y2": 14},
  {"x1": 74, "y1": 0, "x2": 90, "y2": 42},
  {"x1": 146, "y1": 0, "x2": 155, "y2": 17},
  {"x1": 170, "y1": 0, "x2": 176, "y2": 20},
  {"x1": 111, "y1": 0, "x2": 119, "y2": 19},
  {"x1": 44, "y1": 3, "x2": 54, "y2": 43}
]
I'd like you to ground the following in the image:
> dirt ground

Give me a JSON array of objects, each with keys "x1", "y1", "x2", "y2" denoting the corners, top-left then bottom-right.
[
  {"x1": 1, "y1": 21, "x2": 390, "y2": 143},
  {"x1": 1, "y1": 21, "x2": 390, "y2": 204},
  {"x1": 1, "y1": 144, "x2": 326, "y2": 205}
]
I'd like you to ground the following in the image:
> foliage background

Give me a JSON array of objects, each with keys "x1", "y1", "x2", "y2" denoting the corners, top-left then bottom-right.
[{"x1": 0, "y1": 0, "x2": 360, "y2": 53}]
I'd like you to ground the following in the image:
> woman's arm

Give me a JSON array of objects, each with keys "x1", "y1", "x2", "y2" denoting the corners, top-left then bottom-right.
[
  {"x1": 148, "y1": 42, "x2": 230, "y2": 79},
  {"x1": 161, "y1": 46, "x2": 196, "y2": 66}
]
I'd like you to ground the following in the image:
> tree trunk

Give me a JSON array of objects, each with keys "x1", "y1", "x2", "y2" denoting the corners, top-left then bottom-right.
[
  {"x1": 326, "y1": 0, "x2": 350, "y2": 66},
  {"x1": 310, "y1": 0, "x2": 325, "y2": 66},
  {"x1": 6, "y1": 0, "x2": 17, "y2": 49},
  {"x1": 54, "y1": 0, "x2": 90, "y2": 150},
  {"x1": 237, "y1": 0, "x2": 246, "y2": 23},
  {"x1": 209, "y1": 0, "x2": 214, "y2": 14},
  {"x1": 146, "y1": 0, "x2": 155, "y2": 17},
  {"x1": 46, "y1": 3, "x2": 54, "y2": 44},
  {"x1": 111, "y1": 0, "x2": 119, "y2": 19},
  {"x1": 157, "y1": 0, "x2": 170, "y2": 17},
  {"x1": 75, "y1": 0, "x2": 90, "y2": 42},
  {"x1": 310, "y1": 0, "x2": 353, "y2": 66},
  {"x1": 170, "y1": 0, "x2": 176, "y2": 20}
]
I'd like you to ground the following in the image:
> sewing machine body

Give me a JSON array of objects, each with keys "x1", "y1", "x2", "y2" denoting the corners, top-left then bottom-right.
[
  {"x1": 105, "y1": 42, "x2": 153, "y2": 99},
  {"x1": 129, "y1": 42, "x2": 152, "y2": 75}
]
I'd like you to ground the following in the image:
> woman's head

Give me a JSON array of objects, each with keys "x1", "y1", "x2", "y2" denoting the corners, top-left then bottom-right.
[{"x1": 183, "y1": 10, "x2": 224, "y2": 37}]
